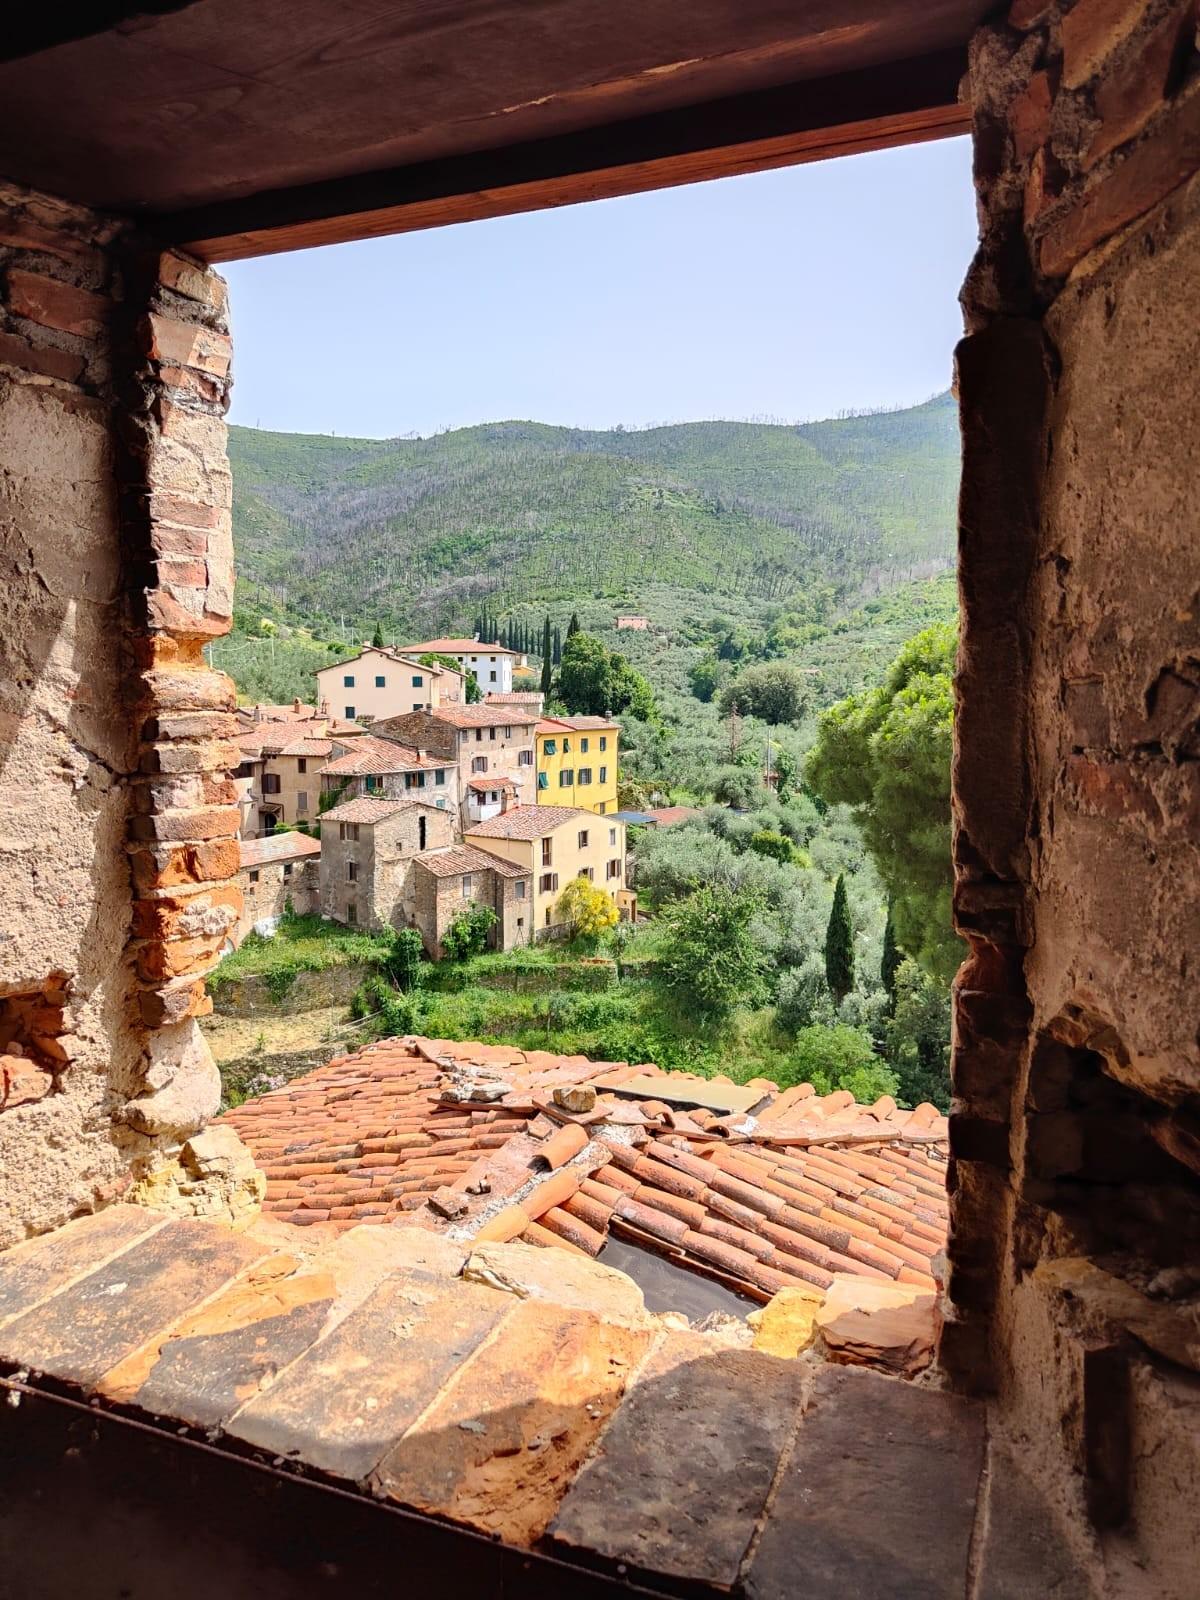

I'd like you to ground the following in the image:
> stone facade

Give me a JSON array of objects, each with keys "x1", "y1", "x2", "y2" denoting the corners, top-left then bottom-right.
[
  {"x1": 948, "y1": 3, "x2": 1200, "y2": 1586},
  {"x1": 235, "y1": 835, "x2": 321, "y2": 943},
  {"x1": 373, "y1": 706, "x2": 538, "y2": 820},
  {"x1": 0, "y1": 179, "x2": 246, "y2": 1245},
  {"x1": 319, "y1": 799, "x2": 455, "y2": 931},
  {"x1": 410, "y1": 848, "x2": 532, "y2": 957}
]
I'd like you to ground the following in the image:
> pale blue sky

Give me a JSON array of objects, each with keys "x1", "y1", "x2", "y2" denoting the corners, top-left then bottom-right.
[{"x1": 224, "y1": 136, "x2": 977, "y2": 440}]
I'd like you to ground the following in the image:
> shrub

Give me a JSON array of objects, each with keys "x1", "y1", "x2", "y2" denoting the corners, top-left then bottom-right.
[
  {"x1": 781, "y1": 1023, "x2": 899, "y2": 1102},
  {"x1": 557, "y1": 877, "x2": 619, "y2": 942},
  {"x1": 658, "y1": 885, "x2": 767, "y2": 1022},
  {"x1": 442, "y1": 902, "x2": 498, "y2": 960},
  {"x1": 382, "y1": 927, "x2": 424, "y2": 991}
]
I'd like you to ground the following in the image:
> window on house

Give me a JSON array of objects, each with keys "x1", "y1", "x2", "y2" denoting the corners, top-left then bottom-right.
[
  {"x1": 562, "y1": 738, "x2": 570, "y2": 753},
  {"x1": 248, "y1": 869, "x2": 260, "y2": 884},
  {"x1": 489, "y1": 656, "x2": 496, "y2": 662},
  {"x1": 262, "y1": 773, "x2": 281, "y2": 795},
  {"x1": 365, "y1": 774, "x2": 381, "y2": 792},
  {"x1": 560, "y1": 770, "x2": 573, "y2": 786},
  {"x1": 580, "y1": 737, "x2": 589, "y2": 752},
  {"x1": 580, "y1": 866, "x2": 594, "y2": 881},
  {"x1": 297, "y1": 757, "x2": 307, "y2": 774},
  {"x1": 347, "y1": 902, "x2": 358, "y2": 924},
  {"x1": 537, "y1": 771, "x2": 548, "y2": 789},
  {"x1": 609, "y1": 827, "x2": 617, "y2": 846},
  {"x1": 578, "y1": 767, "x2": 592, "y2": 785},
  {"x1": 435, "y1": 768, "x2": 446, "y2": 785},
  {"x1": 344, "y1": 675, "x2": 355, "y2": 687},
  {"x1": 338, "y1": 822, "x2": 360, "y2": 842},
  {"x1": 346, "y1": 861, "x2": 358, "y2": 882},
  {"x1": 515, "y1": 881, "x2": 526, "y2": 900},
  {"x1": 544, "y1": 908, "x2": 551, "y2": 927},
  {"x1": 541, "y1": 838, "x2": 552, "y2": 866},
  {"x1": 405, "y1": 772, "x2": 426, "y2": 789},
  {"x1": 472, "y1": 756, "x2": 487, "y2": 773},
  {"x1": 488, "y1": 727, "x2": 496, "y2": 740},
  {"x1": 475, "y1": 728, "x2": 483, "y2": 742},
  {"x1": 418, "y1": 814, "x2": 426, "y2": 850},
  {"x1": 234, "y1": 761, "x2": 255, "y2": 779},
  {"x1": 376, "y1": 675, "x2": 386, "y2": 687},
  {"x1": 411, "y1": 675, "x2": 422, "y2": 687},
  {"x1": 344, "y1": 705, "x2": 355, "y2": 719},
  {"x1": 412, "y1": 702, "x2": 422, "y2": 711},
  {"x1": 489, "y1": 670, "x2": 497, "y2": 682},
  {"x1": 600, "y1": 736, "x2": 608, "y2": 751},
  {"x1": 543, "y1": 739, "x2": 556, "y2": 755},
  {"x1": 296, "y1": 791, "x2": 308, "y2": 812},
  {"x1": 578, "y1": 830, "x2": 589, "y2": 849},
  {"x1": 598, "y1": 801, "x2": 606, "y2": 814},
  {"x1": 539, "y1": 872, "x2": 558, "y2": 893},
  {"x1": 461, "y1": 874, "x2": 472, "y2": 896},
  {"x1": 607, "y1": 858, "x2": 622, "y2": 879},
  {"x1": 283, "y1": 862, "x2": 293, "y2": 880},
  {"x1": 600, "y1": 766, "x2": 608, "y2": 784},
  {"x1": 517, "y1": 916, "x2": 524, "y2": 929},
  {"x1": 503, "y1": 726, "x2": 512, "y2": 738},
  {"x1": 519, "y1": 749, "x2": 533, "y2": 766}
]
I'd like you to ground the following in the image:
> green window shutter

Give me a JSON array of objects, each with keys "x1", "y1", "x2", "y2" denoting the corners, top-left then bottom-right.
[
  {"x1": 544, "y1": 739, "x2": 556, "y2": 755},
  {"x1": 537, "y1": 771, "x2": 549, "y2": 790}
]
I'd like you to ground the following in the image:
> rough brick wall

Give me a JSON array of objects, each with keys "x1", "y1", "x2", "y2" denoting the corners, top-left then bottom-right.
[
  {"x1": 0, "y1": 179, "x2": 240, "y2": 1243},
  {"x1": 951, "y1": 2, "x2": 1200, "y2": 1582}
]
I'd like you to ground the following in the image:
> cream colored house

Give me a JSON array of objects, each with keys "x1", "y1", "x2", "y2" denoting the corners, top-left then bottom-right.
[
  {"x1": 314, "y1": 646, "x2": 464, "y2": 725},
  {"x1": 463, "y1": 804, "x2": 626, "y2": 937},
  {"x1": 233, "y1": 721, "x2": 332, "y2": 835}
]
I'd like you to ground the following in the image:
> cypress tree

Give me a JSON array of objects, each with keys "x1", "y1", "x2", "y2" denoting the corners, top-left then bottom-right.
[
  {"x1": 540, "y1": 616, "x2": 552, "y2": 696},
  {"x1": 881, "y1": 896, "x2": 901, "y2": 1008},
  {"x1": 371, "y1": 622, "x2": 384, "y2": 647},
  {"x1": 567, "y1": 611, "x2": 580, "y2": 639},
  {"x1": 824, "y1": 873, "x2": 855, "y2": 1003},
  {"x1": 553, "y1": 625, "x2": 562, "y2": 665}
]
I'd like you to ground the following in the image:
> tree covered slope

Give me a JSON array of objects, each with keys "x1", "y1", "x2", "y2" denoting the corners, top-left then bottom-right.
[{"x1": 229, "y1": 392, "x2": 959, "y2": 629}]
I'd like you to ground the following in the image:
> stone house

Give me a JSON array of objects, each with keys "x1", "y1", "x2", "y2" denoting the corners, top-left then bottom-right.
[
  {"x1": 410, "y1": 845, "x2": 533, "y2": 957},
  {"x1": 318, "y1": 796, "x2": 454, "y2": 930},
  {"x1": 234, "y1": 832, "x2": 321, "y2": 945},
  {"x1": 397, "y1": 637, "x2": 524, "y2": 695},
  {"x1": 318, "y1": 732, "x2": 458, "y2": 816},
  {"x1": 535, "y1": 715, "x2": 619, "y2": 815},
  {"x1": 314, "y1": 646, "x2": 464, "y2": 725},
  {"x1": 233, "y1": 722, "x2": 332, "y2": 836},
  {"x1": 464, "y1": 805, "x2": 626, "y2": 937},
  {"x1": 372, "y1": 703, "x2": 538, "y2": 822},
  {"x1": 485, "y1": 690, "x2": 545, "y2": 713}
]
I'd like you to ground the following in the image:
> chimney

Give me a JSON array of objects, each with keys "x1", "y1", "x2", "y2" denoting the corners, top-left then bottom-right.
[
  {"x1": 292, "y1": 697, "x2": 302, "y2": 713},
  {"x1": 500, "y1": 786, "x2": 511, "y2": 815}
]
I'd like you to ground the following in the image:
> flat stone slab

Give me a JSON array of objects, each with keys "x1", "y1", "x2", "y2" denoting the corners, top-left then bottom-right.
[
  {"x1": 745, "y1": 1364, "x2": 985, "y2": 1600},
  {"x1": 0, "y1": 1218, "x2": 267, "y2": 1387},
  {"x1": 226, "y1": 1269, "x2": 510, "y2": 1482},
  {"x1": 0, "y1": 1206, "x2": 165, "y2": 1329},
  {"x1": 550, "y1": 1331, "x2": 806, "y2": 1588},
  {"x1": 976, "y1": 1445, "x2": 1097, "y2": 1600},
  {"x1": 373, "y1": 1298, "x2": 652, "y2": 1544}
]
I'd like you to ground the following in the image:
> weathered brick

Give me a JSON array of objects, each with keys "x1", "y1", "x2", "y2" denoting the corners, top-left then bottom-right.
[
  {"x1": 1085, "y1": 0, "x2": 1194, "y2": 167},
  {"x1": 1062, "y1": 0, "x2": 1156, "y2": 90},
  {"x1": 147, "y1": 490, "x2": 225, "y2": 529},
  {"x1": 157, "y1": 250, "x2": 229, "y2": 314},
  {"x1": 132, "y1": 884, "x2": 241, "y2": 941},
  {"x1": 1011, "y1": 69, "x2": 1055, "y2": 163},
  {"x1": 135, "y1": 931, "x2": 228, "y2": 983},
  {"x1": 144, "y1": 312, "x2": 232, "y2": 377},
  {"x1": 6, "y1": 268, "x2": 111, "y2": 338},
  {"x1": 139, "y1": 738, "x2": 240, "y2": 776},
  {"x1": 130, "y1": 837, "x2": 241, "y2": 892},
  {"x1": 144, "y1": 710, "x2": 239, "y2": 742},
  {"x1": 157, "y1": 397, "x2": 228, "y2": 456},
  {"x1": 0, "y1": 330, "x2": 84, "y2": 383},
  {"x1": 150, "y1": 524, "x2": 208, "y2": 558},
  {"x1": 145, "y1": 588, "x2": 232, "y2": 639},
  {"x1": 152, "y1": 556, "x2": 209, "y2": 589},
  {"x1": 137, "y1": 978, "x2": 213, "y2": 1027},
  {"x1": 1040, "y1": 84, "x2": 1200, "y2": 277},
  {"x1": 140, "y1": 666, "x2": 235, "y2": 714},
  {"x1": 0, "y1": 213, "x2": 96, "y2": 263},
  {"x1": 129, "y1": 804, "x2": 241, "y2": 844},
  {"x1": 157, "y1": 362, "x2": 229, "y2": 404}
]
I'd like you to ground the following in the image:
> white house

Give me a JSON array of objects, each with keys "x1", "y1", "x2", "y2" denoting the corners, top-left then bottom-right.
[{"x1": 397, "y1": 637, "x2": 524, "y2": 696}]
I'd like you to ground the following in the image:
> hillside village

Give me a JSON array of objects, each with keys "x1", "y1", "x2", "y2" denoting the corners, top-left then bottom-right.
[{"x1": 230, "y1": 634, "x2": 648, "y2": 961}]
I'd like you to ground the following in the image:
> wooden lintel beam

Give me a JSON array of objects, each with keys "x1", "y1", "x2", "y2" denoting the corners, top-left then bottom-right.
[{"x1": 164, "y1": 49, "x2": 970, "y2": 263}]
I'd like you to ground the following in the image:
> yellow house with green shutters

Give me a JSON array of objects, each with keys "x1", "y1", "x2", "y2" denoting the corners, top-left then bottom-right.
[{"x1": 535, "y1": 716, "x2": 619, "y2": 815}]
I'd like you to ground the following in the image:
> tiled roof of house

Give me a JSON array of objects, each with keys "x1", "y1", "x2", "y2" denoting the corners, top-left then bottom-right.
[
  {"x1": 238, "y1": 832, "x2": 322, "y2": 868},
  {"x1": 414, "y1": 846, "x2": 530, "y2": 881},
  {"x1": 222, "y1": 1037, "x2": 947, "y2": 1309},
  {"x1": 236, "y1": 700, "x2": 322, "y2": 723},
  {"x1": 318, "y1": 647, "x2": 462, "y2": 677},
  {"x1": 320, "y1": 796, "x2": 443, "y2": 825},
  {"x1": 466, "y1": 776, "x2": 516, "y2": 792},
  {"x1": 236, "y1": 722, "x2": 332, "y2": 759},
  {"x1": 537, "y1": 715, "x2": 618, "y2": 733},
  {"x1": 646, "y1": 806, "x2": 701, "y2": 826},
  {"x1": 414, "y1": 703, "x2": 538, "y2": 729},
  {"x1": 321, "y1": 734, "x2": 443, "y2": 775},
  {"x1": 400, "y1": 637, "x2": 521, "y2": 657},
  {"x1": 485, "y1": 691, "x2": 544, "y2": 705},
  {"x1": 466, "y1": 804, "x2": 590, "y2": 840}
]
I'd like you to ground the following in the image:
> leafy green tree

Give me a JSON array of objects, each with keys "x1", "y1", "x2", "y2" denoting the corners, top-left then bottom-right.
[
  {"x1": 782, "y1": 1024, "x2": 899, "y2": 1102},
  {"x1": 881, "y1": 897, "x2": 901, "y2": 1007},
  {"x1": 719, "y1": 661, "x2": 809, "y2": 726},
  {"x1": 773, "y1": 746, "x2": 797, "y2": 803},
  {"x1": 824, "y1": 873, "x2": 854, "y2": 1002},
  {"x1": 441, "y1": 903, "x2": 497, "y2": 960},
  {"x1": 559, "y1": 633, "x2": 657, "y2": 720},
  {"x1": 382, "y1": 927, "x2": 424, "y2": 991},
  {"x1": 557, "y1": 876, "x2": 619, "y2": 942},
  {"x1": 658, "y1": 885, "x2": 767, "y2": 1022},
  {"x1": 372, "y1": 622, "x2": 384, "y2": 647},
  {"x1": 748, "y1": 829, "x2": 808, "y2": 867},
  {"x1": 712, "y1": 764, "x2": 761, "y2": 809},
  {"x1": 553, "y1": 624, "x2": 562, "y2": 665},
  {"x1": 882, "y1": 958, "x2": 951, "y2": 1110},
  {"x1": 567, "y1": 612, "x2": 580, "y2": 639},
  {"x1": 806, "y1": 622, "x2": 959, "y2": 981},
  {"x1": 688, "y1": 653, "x2": 720, "y2": 703}
]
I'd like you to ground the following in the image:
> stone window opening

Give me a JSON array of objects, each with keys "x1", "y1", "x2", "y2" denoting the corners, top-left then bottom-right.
[{"x1": 0, "y1": 976, "x2": 70, "y2": 1112}]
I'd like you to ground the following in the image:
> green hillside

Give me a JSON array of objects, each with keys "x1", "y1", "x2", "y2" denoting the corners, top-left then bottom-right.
[{"x1": 229, "y1": 392, "x2": 959, "y2": 631}]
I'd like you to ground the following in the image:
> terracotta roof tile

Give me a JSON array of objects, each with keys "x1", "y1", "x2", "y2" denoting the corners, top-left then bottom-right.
[
  {"x1": 221, "y1": 1036, "x2": 948, "y2": 1311},
  {"x1": 320, "y1": 796, "x2": 443, "y2": 824},
  {"x1": 465, "y1": 804, "x2": 596, "y2": 840},
  {"x1": 238, "y1": 833, "x2": 321, "y2": 868},
  {"x1": 414, "y1": 846, "x2": 530, "y2": 880}
]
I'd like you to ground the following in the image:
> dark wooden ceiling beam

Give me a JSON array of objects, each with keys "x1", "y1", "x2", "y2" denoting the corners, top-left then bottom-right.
[
  {"x1": 166, "y1": 48, "x2": 969, "y2": 262},
  {"x1": 0, "y1": 3, "x2": 200, "y2": 65}
]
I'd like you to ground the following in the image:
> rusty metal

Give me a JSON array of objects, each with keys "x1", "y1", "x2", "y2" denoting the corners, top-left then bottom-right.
[{"x1": 0, "y1": 1375, "x2": 691, "y2": 1599}]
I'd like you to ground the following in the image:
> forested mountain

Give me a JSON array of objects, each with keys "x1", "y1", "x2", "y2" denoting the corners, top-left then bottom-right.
[{"x1": 229, "y1": 392, "x2": 958, "y2": 631}]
